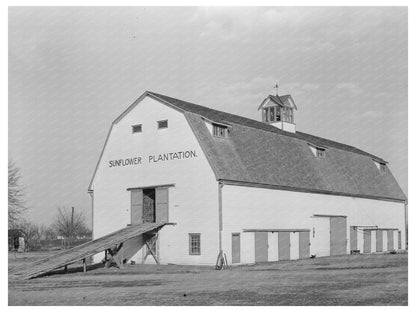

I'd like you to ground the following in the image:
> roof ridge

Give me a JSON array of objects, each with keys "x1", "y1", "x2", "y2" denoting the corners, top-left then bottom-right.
[{"x1": 148, "y1": 91, "x2": 266, "y2": 124}]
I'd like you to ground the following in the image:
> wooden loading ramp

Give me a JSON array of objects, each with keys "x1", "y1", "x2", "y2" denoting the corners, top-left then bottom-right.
[{"x1": 10, "y1": 222, "x2": 169, "y2": 280}]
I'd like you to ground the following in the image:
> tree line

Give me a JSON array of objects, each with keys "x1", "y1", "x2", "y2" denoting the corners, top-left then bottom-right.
[{"x1": 8, "y1": 160, "x2": 91, "y2": 251}]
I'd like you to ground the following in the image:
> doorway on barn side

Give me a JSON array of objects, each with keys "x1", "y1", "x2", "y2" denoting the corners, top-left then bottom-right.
[{"x1": 143, "y1": 188, "x2": 156, "y2": 223}]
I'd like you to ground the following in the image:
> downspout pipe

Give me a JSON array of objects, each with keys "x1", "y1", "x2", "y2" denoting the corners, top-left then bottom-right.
[
  {"x1": 218, "y1": 181, "x2": 223, "y2": 253},
  {"x1": 405, "y1": 200, "x2": 408, "y2": 250}
]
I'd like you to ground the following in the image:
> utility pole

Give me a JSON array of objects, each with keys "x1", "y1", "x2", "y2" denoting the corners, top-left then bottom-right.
[{"x1": 71, "y1": 206, "x2": 74, "y2": 248}]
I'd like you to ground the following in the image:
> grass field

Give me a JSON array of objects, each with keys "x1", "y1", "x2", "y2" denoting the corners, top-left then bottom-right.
[{"x1": 8, "y1": 251, "x2": 408, "y2": 306}]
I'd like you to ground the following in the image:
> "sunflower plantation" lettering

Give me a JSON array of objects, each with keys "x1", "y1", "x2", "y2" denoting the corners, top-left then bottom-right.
[{"x1": 108, "y1": 150, "x2": 197, "y2": 168}]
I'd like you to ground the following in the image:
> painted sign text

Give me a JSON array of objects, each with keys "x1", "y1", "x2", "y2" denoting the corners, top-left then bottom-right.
[{"x1": 108, "y1": 150, "x2": 197, "y2": 168}]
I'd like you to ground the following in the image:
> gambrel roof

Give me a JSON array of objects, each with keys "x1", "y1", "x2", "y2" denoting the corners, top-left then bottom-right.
[{"x1": 89, "y1": 91, "x2": 406, "y2": 202}]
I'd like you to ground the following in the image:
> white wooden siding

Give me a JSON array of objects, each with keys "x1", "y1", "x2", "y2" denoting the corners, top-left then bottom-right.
[
  {"x1": 92, "y1": 96, "x2": 218, "y2": 265},
  {"x1": 382, "y1": 231, "x2": 388, "y2": 251},
  {"x1": 290, "y1": 232, "x2": 299, "y2": 260},
  {"x1": 222, "y1": 185, "x2": 405, "y2": 264},
  {"x1": 240, "y1": 232, "x2": 255, "y2": 264},
  {"x1": 370, "y1": 231, "x2": 377, "y2": 253},
  {"x1": 357, "y1": 229, "x2": 364, "y2": 253},
  {"x1": 393, "y1": 230, "x2": 398, "y2": 250},
  {"x1": 311, "y1": 217, "x2": 330, "y2": 257}
]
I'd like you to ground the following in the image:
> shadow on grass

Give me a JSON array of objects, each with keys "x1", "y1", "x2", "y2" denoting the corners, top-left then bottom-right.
[{"x1": 35, "y1": 262, "x2": 106, "y2": 279}]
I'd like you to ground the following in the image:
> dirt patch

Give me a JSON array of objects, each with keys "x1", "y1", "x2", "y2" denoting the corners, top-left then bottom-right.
[
  {"x1": 21, "y1": 279, "x2": 168, "y2": 291},
  {"x1": 314, "y1": 265, "x2": 393, "y2": 270},
  {"x1": 8, "y1": 252, "x2": 408, "y2": 306}
]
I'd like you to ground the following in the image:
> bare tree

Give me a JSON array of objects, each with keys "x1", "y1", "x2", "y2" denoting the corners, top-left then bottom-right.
[
  {"x1": 40, "y1": 224, "x2": 57, "y2": 240},
  {"x1": 8, "y1": 160, "x2": 27, "y2": 228},
  {"x1": 19, "y1": 221, "x2": 42, "y2": 251},
  {"x1": 52, "y1": 207, "x2": 90, "y2": 248}
]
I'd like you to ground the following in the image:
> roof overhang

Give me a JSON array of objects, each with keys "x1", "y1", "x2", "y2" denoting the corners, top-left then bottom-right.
[
  {"x1": 258, "y1": 94, "x2": 297, "y2": 111},
  {"x1": 114, "y1": 91, "x2": 186, "y2": 125},
  {"x1": 258, "y1": 97, "x2": 276, "y2": 111},
  {"x1": 201, "y1": 116, "x2": 233, "y2": 128},
  {"x1": 312, "y1": 214, "x2": 347, "y2": 218},
  {"x1": 307, "y1": 142, "x2": 328, "y2": 150},
  {"x1": 285, "y1": 95, "x2": 298, "y2": 110},
  {"x1": 219, "y1": 179, "x2": 407, "y2": 203},
  {"x1": 372, "y1": 158, "x2": 389, "y2": 165},
  {"x1": 126, "y1": 183, "x2": 175, "y2": 191},
  {"x1": 244, "y1": 228, "x2": 310, "y2": 232}
]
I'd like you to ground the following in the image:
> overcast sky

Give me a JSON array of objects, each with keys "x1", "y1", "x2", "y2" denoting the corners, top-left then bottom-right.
[{"x1": 9, "y1": 7, "x2": 408, "y2": 227}]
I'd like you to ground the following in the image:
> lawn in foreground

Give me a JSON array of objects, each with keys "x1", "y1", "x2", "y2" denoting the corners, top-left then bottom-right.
[{"x1": 8, "y1": 252, "x2": 407, "y2": 306}]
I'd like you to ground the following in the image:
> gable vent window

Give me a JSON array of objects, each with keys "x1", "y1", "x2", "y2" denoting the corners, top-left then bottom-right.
[
  {"x1": 377, "y1": 162, "x2": 387, "y2": 172},
  {"x1": 213, "y1": 124, "x2": 227, "y2": 138},
  {"x1": 309, "y1": 144, "x2": 326, "y2": 159},
  {"x1": 316, "y1": 147, "x2": 325, "y2": 159},
  {"x1": 132, "y1": 124, "x2": 142, "y2": 133},
  {"x1": 373, "y1": 160, "x2": 387, "y2": 172},
  {"x1": 157, "y1": 120, "x2": 168, "y2": 129}
]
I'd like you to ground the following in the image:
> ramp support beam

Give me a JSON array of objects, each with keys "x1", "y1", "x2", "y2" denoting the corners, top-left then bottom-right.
[
  {"x1": 142, "y1": 233, "x2": 159, "y2": 264},
  {"x1": 119, "y1": 244, "x2": 124, "y2": 269}
]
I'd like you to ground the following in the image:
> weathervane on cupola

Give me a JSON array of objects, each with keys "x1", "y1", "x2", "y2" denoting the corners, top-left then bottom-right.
[
  {"x1": 274, "y1": 83, "x2": 279, "y2": 95},
  {"x1": 258, "y1": 83, "x2": 298, "y2": 133}
]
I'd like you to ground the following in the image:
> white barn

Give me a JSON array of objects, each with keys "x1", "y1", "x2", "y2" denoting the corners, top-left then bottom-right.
[{"x1": 88, "y1": 90, "x2": 407, "y2": 266}]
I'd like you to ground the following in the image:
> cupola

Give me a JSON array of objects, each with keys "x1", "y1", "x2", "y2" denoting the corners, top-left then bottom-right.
[{"x1": 258, "y1": 84, "x2": 297, "y2": 133}]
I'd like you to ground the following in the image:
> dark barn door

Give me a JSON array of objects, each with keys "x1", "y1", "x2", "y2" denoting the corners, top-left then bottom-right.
[
  {"x1": 142, "y1": 189, "x2": 156, "y2": 223},
  {"x1": 232, "y1": 233, "x2": 241, "y2": 263},
  {"x1": 398, "y1": 231, "x2": 402, "y2": 249},
  {"x1": 387, "y1": 230, "x2": 394, "y2": 251},
  {"x1": 130, "y1": 189, "x2": 143, "y2": 225},
  {"x1": 155, "y1": 188, "x2": 169, "y2": 223},
  {"x1": 278, "y1": 232, "x2": 290, "y2": 260},
  {"x1": 255, "y1": 232, "x2": 268, "y2": 263},
  {"x1": 363, "y1": 230, "x2": 371, "y2": 253},
  {"x1": 330, "y1": 217, "x2": 347, "y2": 256},
  {"x1": 298, "y1": 231, "x2": 310, "y2": 259},
  {"x1": 350, "y1": 226, "x2": 358, "y2": 251},
  {"x1": 376, "y1": 230, "x2": 383, "y2": 252}
]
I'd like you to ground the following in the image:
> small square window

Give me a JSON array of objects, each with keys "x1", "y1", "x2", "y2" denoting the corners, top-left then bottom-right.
[
  {"x1": 158, "y1": 120, "x2": 168, "y2": 129},
  {"x1": 189, "y1": 233, "x2": 201, "y2": 255},
  {"x1": 132, "y1": 124, "x2": 142, "y2": 133},
  {"x1": 380, "y1": 163, "x2": 387, "y2": 172},
  {"x1": 213, "y1": 124, "x2": 227, "y2": 138},
  {"x1": 316, "y1": 148, "x2": 325, "y2": 158}
]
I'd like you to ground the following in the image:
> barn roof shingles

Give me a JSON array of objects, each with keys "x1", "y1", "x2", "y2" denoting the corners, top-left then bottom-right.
[{"x1": 147, "y1": 91, "x2": 406, "y2": 202}]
